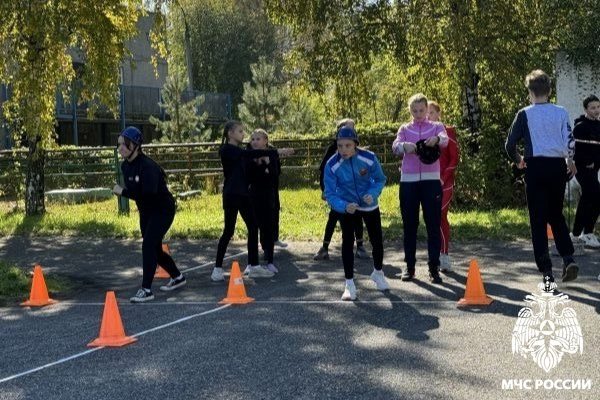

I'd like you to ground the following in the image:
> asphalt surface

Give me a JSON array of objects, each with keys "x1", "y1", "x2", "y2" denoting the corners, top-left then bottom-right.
[{"x1": 0, "y1": 236, "x2": 598, "y2": 400}]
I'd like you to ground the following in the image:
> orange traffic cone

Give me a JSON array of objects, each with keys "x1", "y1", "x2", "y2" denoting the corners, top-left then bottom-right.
[
  {"x1": 457, "y1": 259, "x2": 493, "y2": 306},
  {"x1": 219, "y1": 261, "x2": 254, "y2": 305},
  {"x1": 547, "y1": 224, "x2": 554, "y2": 240},
  {"x1": 155, "y1": 243, "x2": 171, "y2": 279},
  {"x1": 88, "y1": 291, "x2": 137, "y2": 347},
  {"x1": 21, "y1": 264, "x2": 57, "y2": 307}
]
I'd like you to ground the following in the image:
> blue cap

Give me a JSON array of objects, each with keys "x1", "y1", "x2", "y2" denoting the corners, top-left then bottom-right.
[
  {"x1": 336, "y1": 126, "x2": 359, "y2": 144},
  {"x1": 120, "y1": 126, "x2": 142, "y2": 145}
]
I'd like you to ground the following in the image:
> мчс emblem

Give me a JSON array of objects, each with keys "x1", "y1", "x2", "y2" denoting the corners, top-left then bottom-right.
[{"x1": 511, "y1": 278, "x2": 583, "y2": 372}]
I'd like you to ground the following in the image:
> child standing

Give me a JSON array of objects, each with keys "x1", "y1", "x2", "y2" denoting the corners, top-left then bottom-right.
[
  {"x1": 247, "y1": 129, "x2": 281, "y2": 273},
  {"x1": 324, "y1": 126, "x2": 388, "y2": 300},
  {"x1": 505, "y1": 70, "x2": 578, "y2": 283},
  {"x1": 392, "y1": 93, "x2": 448, "y2": 284},
  {"x1": 112, "y1": 127, "x2": 186, "y2": 303},
  {"x1": 571, "y1": 95, "x2": 600, "y2": 249},
  {"x1": 211, "y1": 121, "x2": 292, "y2": 281},
  {"x1": 427, "y1": 101, "x2": 460, "y2": 272},
  {"x1": 314, "y1": 118, "x2": 369, "y2": 260}
]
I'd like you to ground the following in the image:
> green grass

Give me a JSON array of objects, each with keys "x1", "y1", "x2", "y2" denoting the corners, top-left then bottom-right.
[
  {"x1": 0, "y1": 185, "x2": 531, "y2": 241},
  {"x1": 0, "y1": 260, "x2": 71, "y2": 306}
]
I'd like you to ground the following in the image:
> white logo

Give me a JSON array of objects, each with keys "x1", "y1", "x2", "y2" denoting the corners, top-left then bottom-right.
[{"x1": 512, "y1": 279, "x2": 583, "y2": 372}]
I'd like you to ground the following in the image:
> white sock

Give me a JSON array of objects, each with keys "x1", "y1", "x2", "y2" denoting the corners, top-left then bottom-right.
[
  {"x1": 214, "y1": 267, "x2": 223, "y2": 272},
  {"x1": 175, "y1": 274, "x2": 183, "y2": 280},
  {"x1": 143, "y1": 288, "x2": 152, "y2": 293},
  {"x1": 345, "y1": 279, "x2": 355, "y2": 287}
]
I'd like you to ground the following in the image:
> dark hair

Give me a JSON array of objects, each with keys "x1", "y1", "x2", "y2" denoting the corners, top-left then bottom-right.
[
  {"x1": 583, "y1": 95, "x2": 600, "y2": 109},
  {"x1": 221, "y1": 120, "x2": 242, "y2": 145},
  {"x1": 525, "y1": 70, "x2": 551, "y2": 97}
]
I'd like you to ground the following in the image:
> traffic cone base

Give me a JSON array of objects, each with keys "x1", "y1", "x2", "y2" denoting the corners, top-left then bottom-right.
[
  {"x1": 21, "y1": 298, "x2": 57, "y2": 307},
  {"x1": 457, "y1": 259, "x2": 493, "y2": 307},
  {"x1": 219, "y1": 261, "x2": 254, "y2": 305},
  {"x1": 457, "y1": 296, "x2": 493, "y2": 306},
  {"x1": 155, "y1": 243, "x2": 171, "y2": 278},
  {"x1": 88, "y1": 291, "x2": 137, "y2": 347},
  {"x1": 21, "y1": 264, "x2": 56, "y2": 307},
  {"x1": 88, "y1": 335, "x2": 137, "y2": 347}
]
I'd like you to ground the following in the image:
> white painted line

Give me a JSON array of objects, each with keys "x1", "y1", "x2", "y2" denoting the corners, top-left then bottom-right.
[
  {"x1": 55, "y1": 299, "x2": 460, "y2": 306},
  {"x1": 0, "y1": 349, "x2": 103, "y2": 384},
  {"x1": 0, "y1": 304, "x2": 231, "y2": 384},
  {"x1": 179, "y1": 251, "x2": 247, "y2": 274}
]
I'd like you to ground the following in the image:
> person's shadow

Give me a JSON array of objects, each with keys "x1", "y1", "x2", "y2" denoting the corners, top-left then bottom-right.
[{"x1": 355, "y1": 290, "x2": 440, "y2": 342}]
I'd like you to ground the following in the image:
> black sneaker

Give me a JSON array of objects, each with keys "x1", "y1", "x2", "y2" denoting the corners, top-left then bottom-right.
[
  {"x1": 130, "y1": 288, "x2": 154, "y2": 303},
  {"x1": 401, "y1": 268, "x2": 415, "y2": 281},
  {"x1": 562, "y1": 261, "x2": 579, "y2": 282},
  {"x1": 159, "y1": 275, "x2": 187, "y2": 292},
  {"x1": 429, "y1": 270, "x2": 443, "y2": 284}
]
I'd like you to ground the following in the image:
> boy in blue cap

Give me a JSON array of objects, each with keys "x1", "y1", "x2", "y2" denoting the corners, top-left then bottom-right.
[
  {"x1": 112, "y1": 126, "x2": 186, "y2": 302},
  {"x1": 324, "y1": 126, "x2": 389, "y2": 300}
]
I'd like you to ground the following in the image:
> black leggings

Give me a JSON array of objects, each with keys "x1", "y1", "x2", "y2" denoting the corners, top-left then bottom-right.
[
  {"x1": 400, "y1": 180, "x2": 442, "y2": 270},
  {"x1": 572, "y1": 163, "x2": 600, "y2": 236},
  {"x1": 253, "y1": 197, "x2": 275, "y2": 264},
  {"x1": 337, "y1": 208, "x2": 384, "y2": 279},
  {"x1": 322, "y1": 208, "x2": 364, "y2": 247},
  {"x1": 140, "y1": 211, "x2": 181, "y2": 289},
  {"x1": 216, "y1": 200, "x2": 259, "y2": 269}
]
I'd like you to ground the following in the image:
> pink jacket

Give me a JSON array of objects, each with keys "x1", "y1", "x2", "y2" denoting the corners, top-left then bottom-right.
[{"x1": 392, "y1": 120, "x2": 448, "y2": 182}]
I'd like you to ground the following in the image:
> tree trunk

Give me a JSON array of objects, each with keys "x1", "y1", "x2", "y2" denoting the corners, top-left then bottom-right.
[
  {"x1": 25, "y1": 136, "x2": 45, "y2": 216},
  {"x1": 462, "y1": 59, "x2": 481, "y2": 153}
]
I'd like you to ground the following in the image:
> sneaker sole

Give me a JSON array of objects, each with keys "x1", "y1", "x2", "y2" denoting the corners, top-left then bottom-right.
[
  {"x1": 248, "y1": 272, "x2": 274, "y2": 279},
  {"x1": 562, "y1": 265, "x2": 579, "y2": 282},
  {"x1": 159, "y1": 280, "x2": 187, "y2": 292},
  {"x1": 130, "y1": 295, "x2": 154, "y2": 303}
]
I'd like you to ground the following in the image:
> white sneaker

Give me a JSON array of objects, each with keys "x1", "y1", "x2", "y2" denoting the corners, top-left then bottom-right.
[
  {"x1": 274, "y1": 240, "x2": 288, "y2": 248},
  {"x1": 211, "y1": 267, "x2": 225, "y2": 282},
  {"x1": 579, "y1": 233, "x2": 600, "y2": 249},
  {"x1": 341, "y1": 281, "x2": 357, "y2": 301},
  {"x1": 247, "y1": 265, "x2": 275, "y2": 278},
  {"x1": 266, "y1": 263, "x2": 279, "y2": 273},
  {"x1": 370, "y1": 269, "x2": 389, "y2": 291},
  {"x1": 440, "y1": 253, "x2": 452, "y2": 272}
]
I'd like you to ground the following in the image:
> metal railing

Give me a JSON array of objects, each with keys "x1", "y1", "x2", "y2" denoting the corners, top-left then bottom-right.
[{"x1": 0, "y1": 135, "x2": 399, "y2": 212}]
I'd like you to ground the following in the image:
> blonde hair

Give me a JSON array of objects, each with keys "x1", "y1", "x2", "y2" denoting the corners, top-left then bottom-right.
[
  {"x1": 336, "y1": 118, "x2": 355, "y2": 130},
  {"x1": 408, "y1": 93, "x2": 428, "y2": 108},
  {"x1": 427, "y1": 100, "x2": 441, "y2": 113},
  {"x1": 252, "y1": 128, "x2": 269, "y2": 142}
]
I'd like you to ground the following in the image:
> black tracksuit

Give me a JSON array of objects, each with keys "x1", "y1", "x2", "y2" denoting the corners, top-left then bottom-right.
[
  {"x1": 247, "y1": 148, "x2": 280, "y2": 264},
  {"x1": 215, "y1": 143, "x2": 278, "y2": 269},
  {"x1": 120, "y1": 153, "x2": 181, "y2": 289},
  {"x1": 572, "y1": 115, "x2": 600, "y2": 236},
  {"x1": 318, "y1": 140, "x2": 364, "y2": 248}
]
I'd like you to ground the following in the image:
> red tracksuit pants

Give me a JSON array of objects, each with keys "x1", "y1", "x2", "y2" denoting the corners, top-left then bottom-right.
[{"x1": 440, "y1": 183, "x2": 454, "y2": 254}]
